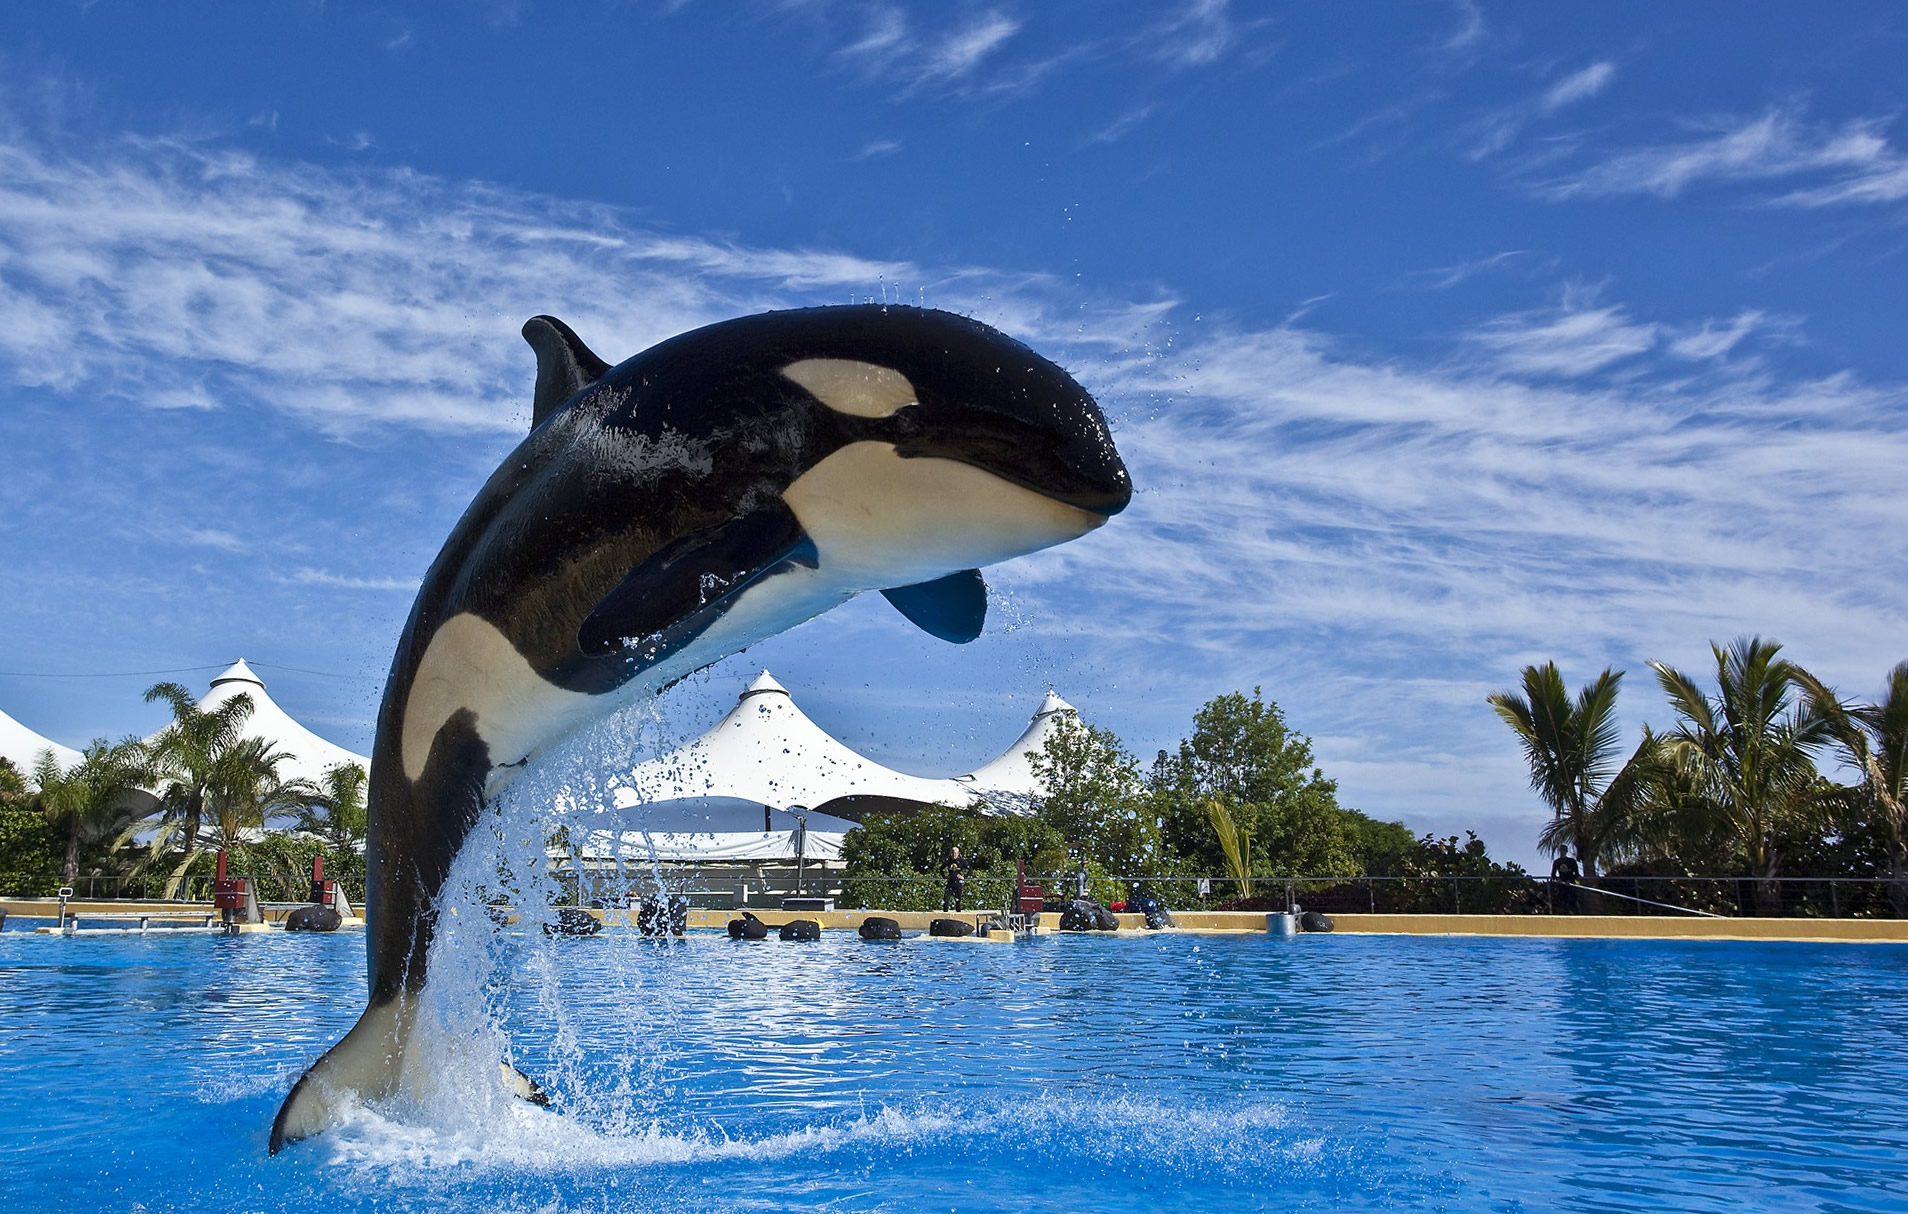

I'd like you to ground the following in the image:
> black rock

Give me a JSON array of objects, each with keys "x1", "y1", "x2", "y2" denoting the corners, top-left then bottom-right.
[
  {"x1": 728, "y1": 912, "x2": 770, "y2": 939},
  {"x1": 928, "y1": 917, "x2": 974, "y2": 938},
  {"x1": 1059, "y1": 899, "x2": 1116, "y2": 932},
  {"x1": 637, "y1": 895, "x2": 689, "y2": 937},
  {"x1": 1129, "y1": 896, "x2": 1174, "y2": 929},
  {"x1": 284, "y1": 904, "x2": 343, "y2": 933},
  {"x1": 779, "y1": 918, "x2": 821, "y2": 941},
  {"x1": 1299, "y1": 910, "x2": 1335, "y2": 933},
  {"x1": 858, "y1": 916, "x2": 902, "y2": 940},
  {"x1": 542, "y1": 907, "x2": 603, "y2": 937}
]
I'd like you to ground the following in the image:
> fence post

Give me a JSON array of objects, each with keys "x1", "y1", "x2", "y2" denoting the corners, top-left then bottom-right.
[
  {"x1": 1367, "y1": 878, "x2": 1375, "y2": 914},
  {"x1": 1829, "y1": 879, "x2": 1839, "y2": 919},
  {"x1": 1452, "y1": 874, "x2": 1461, "y2": 914}
]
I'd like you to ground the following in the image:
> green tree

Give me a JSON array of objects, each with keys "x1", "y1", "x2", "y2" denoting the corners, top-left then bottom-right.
[
  {"x1": 1152, "y1": 689, "x2": 1376, "y2": 878},
  {"x1": 201, "y1": 736, "x2": 319, "y2": 854},
  {"x1": 1652, "y1": 637, "x2": 1832, "y2": 914},
  {"x1": 141, "y1": 681, "x2": 257, "y2": 893},
  {"x1": 1028, "y1": 715, "x2": 1163, "y2": 887},
  {"x1": 1795, "y1": 661, "x2": 1908, "y2": 914},
  {"x1": 0, "y1": 757, "x2": 62, "y2": 895},
  {"x1": 32, "y1": 739, "x2": 147, "y2": 888},
  {"x1": 294, "y1": 762, "x2": 369, "y2": 852},
  {"x1": 839, "y1": 803, "x2": 1065, "y2": 911},
  {"x1": 1488, "y1": 664, "x2": 1668, "y2": 896}
]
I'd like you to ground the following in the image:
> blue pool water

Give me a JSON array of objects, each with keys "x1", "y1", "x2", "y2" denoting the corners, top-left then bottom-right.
[{"x1": 2, "y1": 924, "x2": 1906, "y2": 1213}]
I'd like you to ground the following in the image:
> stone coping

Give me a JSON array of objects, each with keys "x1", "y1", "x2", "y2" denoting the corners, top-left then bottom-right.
[{"x1": 8, "y1": 898, "x2": 1903, "y2": 942}]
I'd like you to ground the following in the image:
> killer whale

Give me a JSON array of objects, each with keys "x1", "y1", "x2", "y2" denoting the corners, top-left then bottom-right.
[{"x1": 268, "y1": 304, "x2": 1130, "y2": 1151}]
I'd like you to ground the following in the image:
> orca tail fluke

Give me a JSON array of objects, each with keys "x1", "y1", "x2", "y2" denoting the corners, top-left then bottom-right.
[
  {"x1": 270, "y1": 996, "x2": 409, "y2": 1154},
  {"x1": 270, "y1": 996, "x2": 552, "y2": 1154}
]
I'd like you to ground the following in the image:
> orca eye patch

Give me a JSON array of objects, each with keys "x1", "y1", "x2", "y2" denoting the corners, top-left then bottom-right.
[{"x1": 781, "y1": 359, "x2": 917, "y2": 418}]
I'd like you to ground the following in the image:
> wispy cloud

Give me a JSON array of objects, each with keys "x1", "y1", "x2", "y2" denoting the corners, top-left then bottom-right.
[
  {"x1": 1539, "y1": 106, "x2": 1905, "y2": 204},
  {"x1": 1087, "y1": 105, "x2": 1153, "y2": 146},
  {"x1": 177, "y1": 528, "x2": 249, "y2": 554},
  {"x1": 1463, "y1": 296, "x2": 1659, "y2": 376},
  {"x1": 1540, "y1": 61, "x2": 1615, "y2": 113},
  {"x1": 852, "y1": 138, "x2": 901, "y2": 160},
  {"x1": 1666, "y1": 310, "x2": 1770, "y2": 361},
  {"x1": 1439, "y1": 0, "x2": 1485, "y2": 55},
  {"x1": 1467, "y1": 60, "x2": 1616, "y2": 160},
  {"x1": 1402, "y1": 250, "x2": 1525, "y2": 290},
  {"x1": 837, "y1": 7, "x2": 1024, "y2": 94},
  {"x1": 0, "y1": 136, "x2": 926, "y2": 437},
  {"x1": 1149, "y1": 0, "x2": 1232, "y2": 69},
  {"x1": 283, "y1": 568, "x2": 419, "y2": 592}
]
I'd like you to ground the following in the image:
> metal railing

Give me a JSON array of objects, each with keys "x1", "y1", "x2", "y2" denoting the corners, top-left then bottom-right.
[
  {"x1": 2, "y1": 873, "x2": 367, "y2": 905},
  {"x1": 10, "y1": 870, "x2": 1904, "y2": 919},
  {"x1": 832, "y1": 872, "x2": 1908, "y2": 919}
]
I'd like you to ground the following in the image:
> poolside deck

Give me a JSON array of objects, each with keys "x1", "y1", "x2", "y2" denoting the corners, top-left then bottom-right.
[{"x1": 6, "y1": 898, "x2": 1904, "y2": 942}]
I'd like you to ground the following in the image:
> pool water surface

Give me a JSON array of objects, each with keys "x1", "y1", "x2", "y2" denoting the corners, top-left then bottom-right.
[{"x1": 1, "y1": 925, "x2": 1904, "y2": 1212}]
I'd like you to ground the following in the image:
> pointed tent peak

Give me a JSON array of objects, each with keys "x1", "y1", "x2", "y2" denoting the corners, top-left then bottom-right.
[
  {"x1": 741, "y1": 670, "x2": 789, "y2": 700},
  {"x1": 1035, "y1": 689, "x2": 1075, "y2": 718},
  {"x1": 209, "y1": 659, "x2": 266, "y2": 691}
]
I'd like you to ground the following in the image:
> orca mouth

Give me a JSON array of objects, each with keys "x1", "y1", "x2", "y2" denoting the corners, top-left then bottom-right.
[{"x1": 880, "y1": 407, "x2": 1132, "y2": 518}]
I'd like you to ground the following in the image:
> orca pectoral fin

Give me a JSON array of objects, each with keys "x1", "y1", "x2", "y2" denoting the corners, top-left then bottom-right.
[
  {"x1": 881, "y1": 568, "x2": 987, "y2": 644},
  {"x1": 578, "y1": 504, "x2": 818, "y2": 659}
]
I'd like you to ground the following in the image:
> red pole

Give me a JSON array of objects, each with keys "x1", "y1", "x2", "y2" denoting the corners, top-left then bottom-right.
[
  {"x1": 312, "y1": 854, "x2": 324, "y2": 883},
  {"x1": 215, "y1": 850, "x2": 228, "y2": 884}
]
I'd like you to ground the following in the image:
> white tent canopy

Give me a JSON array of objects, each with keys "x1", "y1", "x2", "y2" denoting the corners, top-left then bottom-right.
[
  {"x1": 617, "y1": 671, "x2": 983, "y2": 813},
  {"x1": 961, "y1": 689, "x2": 1076, "y2": 811},
  {"x1": 150, "y1": 660, "x2": 370, "y2": 788},
  {"x1": 595, "y1": 671, "x2": 1070, "y2": 862},
  {"x1": 0, "y1": 705, "x2": 82, "y2": 782}
]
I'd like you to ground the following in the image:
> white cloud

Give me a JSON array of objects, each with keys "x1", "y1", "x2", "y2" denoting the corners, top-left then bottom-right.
[
  {"x1": 836, "y1": 6, "x2": 1023, "y2": 93},
  {"x1": 1403, "y1": 250, "x2": 1524, "y2": 290},
  {"x1": 1540, "y1": 61, "x2": 1615, "y2": 113},
  {"x1": 1441, "y1": 0, "x2": 1485, "y2": 54},
  {"x1": 1464, "y1": 299, "x2": 1659, "y2": 376},
  {"x1": 1541, "y1": 107, "x2": 1904, "y2": 203},
  {"x1": 1150, "y1": 0, "x2": 1232, "y2": 69},
  {"x1": 0, "y1": 137, "x2": 930, "y2": 437},
  {"x1": 1467, "y1": 61, "x2": 1616, "y2": 161},
  {"x1": 284, "y1": 568, "x2": 420, "y2": 592},
  {"x1": 924, "y1": 12, "x2": 1020, "y2": 81},
  {"x1": 1088, "y1": 106, "x2": 1154, "y2": 146},
  {"x1": 179, "y1": 528, "x2": 249, "y2": 553},
  {"x1": 1666, "y1": 310, "x2": 1766, "y2": 361}
]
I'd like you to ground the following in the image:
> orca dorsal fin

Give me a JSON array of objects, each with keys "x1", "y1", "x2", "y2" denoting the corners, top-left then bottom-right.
[
  {"x1": 881, "y1": 569, "x2": 987, "y2": 644},
  {"x1": 522, "y1": 315, "x2": 613, "y2": 428}
]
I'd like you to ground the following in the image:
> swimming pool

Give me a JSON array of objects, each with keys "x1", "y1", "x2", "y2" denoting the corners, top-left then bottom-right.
[{"x1": 2, "y1": 925, "x2": 1904, "y2": 1212}]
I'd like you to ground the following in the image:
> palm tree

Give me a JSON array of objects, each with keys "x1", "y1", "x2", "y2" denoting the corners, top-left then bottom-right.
[
  {"x1": 202, "y1": 736, "x2": 318, "y2": 854},
  {"x1": 140, "y1": 681, "x2": 255, "y2": 895},
  {"x1": 33, "y1": 739, "x2": 147, "y2": 889},
  {"x1": 1488, "y1": 664, "x2": 1661, "y2": 899},
  {"x1": 294, "y1": 762, "x2": 368, "y2": 852},
  {"x1": 1651, "y1": 637, "x2": 1832, "y2": 915},
  {"x1": 1795, "y1": 662, "x2": 1908, "y2": 914}
]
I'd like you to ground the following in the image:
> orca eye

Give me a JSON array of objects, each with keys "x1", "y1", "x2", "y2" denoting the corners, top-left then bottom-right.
[{"x1": 781, "y1": 359, "x2": 918, "y2": 418}]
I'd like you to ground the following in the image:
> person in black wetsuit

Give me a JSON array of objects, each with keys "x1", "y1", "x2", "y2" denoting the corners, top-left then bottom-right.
[
  {"x1": 1550, "y1": 847, "x2": 1580, "y2": 913},
  {"x1": 942, "y1": 847, "x2": 966, "y2": 912}
]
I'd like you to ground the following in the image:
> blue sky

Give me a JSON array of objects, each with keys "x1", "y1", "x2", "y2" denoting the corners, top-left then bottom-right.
[{"x1": 2, "y1": 1, "x2": 1905, "y2": 864}]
